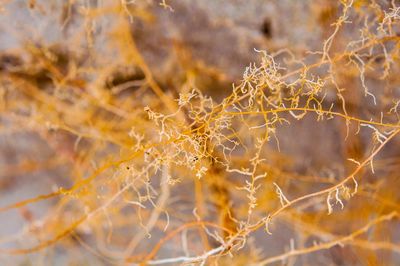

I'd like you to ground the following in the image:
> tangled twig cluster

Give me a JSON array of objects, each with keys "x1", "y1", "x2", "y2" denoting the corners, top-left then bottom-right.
[{"x1": 1, "y1": 0, "x2": 400, "y2": 265}]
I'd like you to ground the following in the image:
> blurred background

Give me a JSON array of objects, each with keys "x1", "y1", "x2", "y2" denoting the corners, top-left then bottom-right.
[{"x1": 1, "y1": 0, "x2": 400, "y2": 265}]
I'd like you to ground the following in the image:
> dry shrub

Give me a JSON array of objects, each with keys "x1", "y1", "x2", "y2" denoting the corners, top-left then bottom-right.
[{"x1": 0, "y1": 0, "x2": 400, "y2": 265}]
